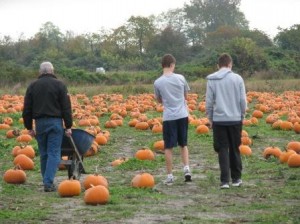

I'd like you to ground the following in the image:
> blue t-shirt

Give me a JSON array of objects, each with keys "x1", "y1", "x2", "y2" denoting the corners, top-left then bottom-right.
[{"x1": 154, "y1": 73, "x2": 190, "y2": 121}]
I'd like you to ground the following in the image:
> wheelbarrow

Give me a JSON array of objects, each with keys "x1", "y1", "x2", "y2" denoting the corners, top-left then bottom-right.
[{"x1": 60, "y1": 129, "x2": 95, "y2": 180}]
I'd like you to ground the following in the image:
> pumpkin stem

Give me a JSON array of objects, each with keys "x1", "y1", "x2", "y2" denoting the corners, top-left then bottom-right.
[{"x1": 15, "y1": 164, "x2": 22, "y2": 170}]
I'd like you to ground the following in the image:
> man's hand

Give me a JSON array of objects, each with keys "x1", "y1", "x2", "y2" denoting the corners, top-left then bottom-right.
[
  {"x1": 65, "y1": 128, "x2": 72, "y2": 137},
  {"x1": 207, "y1": 120, "x2": 212, "y2": 129},
  {"x1": 28, "y1": 129, "x2": 36, "y2": 137}
]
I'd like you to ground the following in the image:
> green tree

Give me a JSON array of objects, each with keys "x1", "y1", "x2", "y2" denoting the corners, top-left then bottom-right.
[
  {"x1": 275, "y1": 24, "x2": 300, "y2": 51},
  {"x1": 127, "y1": 16, "x2": 156, "y2": 55},
  {"x1": 241, "y1": 29, "x2": 273, "y2": 48},
  {"x1": 148, "y1": 26, "x2": 189, "y2": 63},
  {"x1": 184, "y1": 0, "x2": 248, "y2": 45},
  {"x1": 223, "y1": 37, "x2": 268, "y2": 75},
  {"x1": 0, "y1": 35, "x2": 14, "y2": 60},
  {"x1": 34, "y1": 21, "x2": 63, "y2": 52},
  {"x1": 205, "y1": 25, "x2": 241, "y2": 47}
]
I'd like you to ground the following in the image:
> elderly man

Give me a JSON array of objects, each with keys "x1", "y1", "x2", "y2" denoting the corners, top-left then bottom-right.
[{"x1": 22, "y1": 61, "x2": 73, "y2": 192}]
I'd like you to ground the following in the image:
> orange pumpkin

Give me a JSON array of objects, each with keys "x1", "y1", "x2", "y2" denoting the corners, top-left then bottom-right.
[
  {"x1": 287, "y1": 154, "x2": 300, "y2": 167},
  {"x1": 6, "y1": 129, "x2": 19, "y2": 138},
  {"x1": 151, "y1": 123, "x2": 163, "y2": 133},
  {"x1": 241, "y1": 136, "x2": 252, "y2": 145},
  {"x1": 16, "y1": 134, "x2": 32, "y2": 143},
  {"x1": 196, "y1": 125, "x2": 209, "y2": 134},
  {"x1": 16, "y1": 145, "x2": 35, "y2": 159},
  {"x1": 131, "y1": 173, "x2": 155, "y2": 188},
  {"x1": 3, "y1": 166, "x2": 27, "y2": 184},
  {"x1": 239, "y1": 145, "x2": 252, "y2": 156},
  {"x1": 3, "y1": 117, "x2": 13, "y2": 125},
  {"x1": 83, "y1": 174, "x2": 108, "y2": 190},
  {"x1": 58, "y1": 179, "x2": 81, "y2": 197},
  {"x1": 293, "y1": 122, "x2": 300, "y2": 134},
  {"x1": 84, "y1": 185, "x2": 110, "y2": 205},
  {"x1": 153, "y1": 140, "x2": 164, "y2": 151},
  {"x1": 104, "y1": 120, "x2": 117, "y2": 129},
  {"x1": 279, "y1": 150, "x2": 296, "y2": 164},
  {"x1": 0, "y1": 123, "x2": 10, "y2": 129},
  {"x1": 252, "y1": 110, "x2": 264, "y2": 118},
  {"x1": 135, "y1": 121, "x2": 149, "y2": 130},
  {"x1": 11, "y1": 145, "x2": 22, "y2": 157},
  {"x1": 263, "y1": 146, "x2": 282, "y2": 159},
  {"x1": 241, "y1": 130, "x2": 248, "y2": 137},
  {"x1": 95, "y1": 134, "x2": 108, "y2": 145},
  {"x1": 13, "y1": 154, "x2": 34, "y2": 170},
  {"x1": 111, "y1": 157, "x2": 128, "y2": 166},
  {"x1": 279, "y1": 121, "x2": 293, "y2": 131},
  {"x1": 286, "y1": 141, "x2": 300, "y2": 153},
  {"x1": 128, "y1": 118, "x2": 139, "y2": 127},
  {"x1": 135, "y1": 148, "x2": 155, "y2": 160}
]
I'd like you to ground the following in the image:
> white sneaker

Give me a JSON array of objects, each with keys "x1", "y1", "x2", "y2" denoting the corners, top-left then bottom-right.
[
  {"x1": 220, "y1": 183, "x2": 230, "y2": 189},
  {"x1": 163, "y1": 176, "x2": 174, "y2": 185},
  {"x1": 232, "y1": 179, "x2": 242, "y2": 187},
  {"x1": 184, "y1": 168, "x2": 192, "y2": 182}
]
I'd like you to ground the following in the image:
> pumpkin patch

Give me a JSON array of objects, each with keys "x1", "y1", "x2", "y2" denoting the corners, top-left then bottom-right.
[{"x1": 1, "y1": 89, "x2": 300, "y2": 222}]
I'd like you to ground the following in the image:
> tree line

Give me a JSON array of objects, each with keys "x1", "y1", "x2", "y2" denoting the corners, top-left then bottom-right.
[{"x1": 0, "y1": 0, "x2": 299, "y2": 85}]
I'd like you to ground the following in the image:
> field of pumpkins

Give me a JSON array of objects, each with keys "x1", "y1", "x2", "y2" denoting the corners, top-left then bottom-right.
[{"x1": 1, "y1": 90, "x2": 300, "y2": 223}]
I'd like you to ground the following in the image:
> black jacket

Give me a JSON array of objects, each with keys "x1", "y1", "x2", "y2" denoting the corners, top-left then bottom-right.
[{"x1": 22, "y1": 74, "x2": 73, "y2": 130}]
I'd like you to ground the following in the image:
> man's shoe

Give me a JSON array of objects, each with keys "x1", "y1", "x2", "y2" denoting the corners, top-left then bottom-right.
[
  {"x1": 163, "y1": 176, "x2": 174, "y2": 185},
  {"x1": 184, "y1": 169, "x2": 192, "y2": 182},
  {"x1": 220, "y1": 182, "x2": 230, "y2": 189},
  {"x1": 44, "y1": 184, "x2": 56, "y2": 192},
  {"x1": 232, "y1": 179, "x2": 243, "y2": 187}
]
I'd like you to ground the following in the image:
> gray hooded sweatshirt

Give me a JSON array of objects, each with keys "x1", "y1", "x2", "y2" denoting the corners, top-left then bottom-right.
[{"x1": 205, "y1": 67, "x2": 247, "y2": 123}]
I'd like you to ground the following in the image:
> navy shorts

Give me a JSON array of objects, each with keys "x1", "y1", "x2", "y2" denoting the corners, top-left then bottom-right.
[{"x1": 163, "y1": 117, "x2": 188, "y2": 149}]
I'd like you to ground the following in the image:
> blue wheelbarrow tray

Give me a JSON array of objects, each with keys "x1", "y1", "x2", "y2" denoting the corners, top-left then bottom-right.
[{"x1": 60, "y1": 129, "x2": 95, "y2": 179}]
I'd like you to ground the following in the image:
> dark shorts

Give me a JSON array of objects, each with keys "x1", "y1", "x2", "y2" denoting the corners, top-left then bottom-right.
[{"x1": 163, "y1": 117, "x2": 188, "y2": 149}]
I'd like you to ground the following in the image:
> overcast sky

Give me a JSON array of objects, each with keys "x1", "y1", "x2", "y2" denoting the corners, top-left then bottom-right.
[{"x1": 0, "y1": 0, "x2": 299, "y2": 40}]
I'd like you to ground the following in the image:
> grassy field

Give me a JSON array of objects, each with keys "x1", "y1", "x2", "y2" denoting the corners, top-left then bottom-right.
[{"x1": 0, "y1": 80, "x2": 300, "y2": 223}]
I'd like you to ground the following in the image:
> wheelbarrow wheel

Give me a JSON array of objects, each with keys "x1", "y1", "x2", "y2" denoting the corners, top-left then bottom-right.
[{"x1": 67, "y1": 154, "x2": 84, "y2": 180}]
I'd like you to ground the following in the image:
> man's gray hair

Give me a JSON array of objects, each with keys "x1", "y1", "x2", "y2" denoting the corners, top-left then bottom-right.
[{"x1": 39, "y1": 61, "x2": 54, "y2": 74}]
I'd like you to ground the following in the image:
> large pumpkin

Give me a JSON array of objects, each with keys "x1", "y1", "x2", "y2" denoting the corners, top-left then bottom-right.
[
  {"x1": 279, "y1": 150, "x2": 296, "y2": 164},
  {"x1": 151, "y1": 123, "x2": 163, "y2": 133},
  {"x1": 84, "y1": 185, "x2": 110, "y2": 205},
  {"x1": 131, "y1": 173, "x2": 155, "y2": 188},
  {"x1": 16, "y1": 145, "x2": 35, "y2": 159},
  {"x1": 95, "y1": 134, "x2": 108, "y2": 145},
  {"x1": 83, "y1": 174, "x2": 108, "y2": 190},
  {"x1": 153, "y1": 140, "x2": 164, "y2": 151},
  {"x1": 263, "y1": 146, "x2": 282, "y2": 159},
  {"x1": 286, "y1": 141, "x2": 300, "y2": 153},
  {"x1": 16, "y1": 134, "x2": 32, "y2": 143},
  {"x1": 135, "y1": 121, "x2": 149, "y2": 130},
  {"x1": 135, "y1": 148, "x2": 155, "y2": 161},
  {"x1": 287, "y1": 154, "x2": 300, "y2": 167},
  {"x1": 13, "y1": 154, "x2": 34, "y2": 170},
  {"x1": 239, "y1": 145, "x2": 252, "y2": 156},
  {"x1": 196, "y1": 125, "x2": 209, "y2": 134},
  {"x1": 3, "y1": 166, "x2": 26, "y2": 184},
  {"x1": 58, "y1": 179, "x2": 81, "y2": 197}
]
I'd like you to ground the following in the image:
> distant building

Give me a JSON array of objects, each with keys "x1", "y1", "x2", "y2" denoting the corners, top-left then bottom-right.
[{"x1": 96, "y1": 67, "x2": 105, "y2": 74}]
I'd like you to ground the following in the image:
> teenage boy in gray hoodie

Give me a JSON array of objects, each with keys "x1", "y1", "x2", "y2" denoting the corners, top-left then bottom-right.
[{"x1": 205, "y1": 53, "x2": 247, "y2": 189}]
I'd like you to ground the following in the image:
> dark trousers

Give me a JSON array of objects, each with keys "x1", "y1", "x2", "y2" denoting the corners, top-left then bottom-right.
[{"x1": 212, "y1": 123, "x2": 242, "y2": 183}]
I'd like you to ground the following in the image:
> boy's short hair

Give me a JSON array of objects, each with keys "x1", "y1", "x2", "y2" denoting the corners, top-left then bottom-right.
[
  {"x1": 218, "y1": 53, "x2": 232, "y2": 67},
  {"x1": 161, "y1": 54, "x2": 176, "y2": 68}
]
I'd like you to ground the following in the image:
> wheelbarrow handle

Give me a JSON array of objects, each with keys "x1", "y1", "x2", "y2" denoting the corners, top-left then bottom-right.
[{"x1": 67, "y1": 135, "x2": 86, "y2": 174}]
